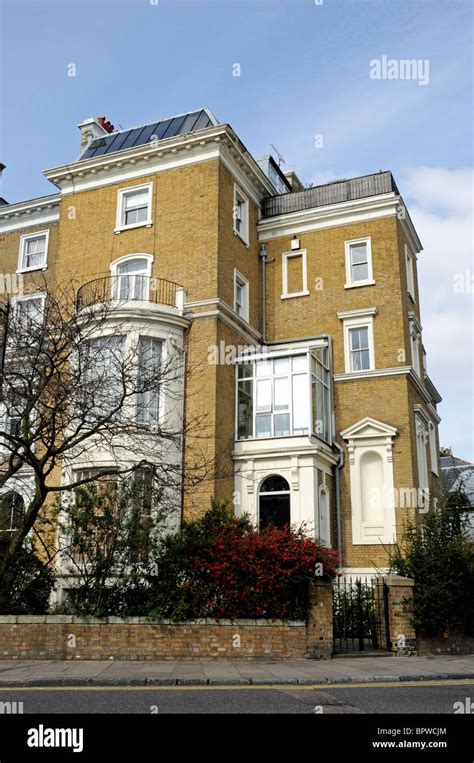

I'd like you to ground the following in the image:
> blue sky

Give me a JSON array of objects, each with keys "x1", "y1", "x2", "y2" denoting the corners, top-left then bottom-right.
[{"x1": 1, "y1": 0, "x2": 473, "y2": 458}]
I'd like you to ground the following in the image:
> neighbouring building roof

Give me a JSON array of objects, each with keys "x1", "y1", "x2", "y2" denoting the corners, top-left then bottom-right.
[
  {"x1": 79, "y1": 108, "x2": 218, "y2": 161},
  {"x1": 441, "y1": 450, "x2": 474, "y2": 507}
]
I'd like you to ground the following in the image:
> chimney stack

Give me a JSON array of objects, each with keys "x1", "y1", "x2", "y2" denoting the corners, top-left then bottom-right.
[{"x1": 77, "y1": 116, "x2": 116, "y2": 156}]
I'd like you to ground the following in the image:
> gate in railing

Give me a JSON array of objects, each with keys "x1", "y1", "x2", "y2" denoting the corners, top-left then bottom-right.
[{"x1": 333, "y1": 576, "x2": 390, "y2": 654}]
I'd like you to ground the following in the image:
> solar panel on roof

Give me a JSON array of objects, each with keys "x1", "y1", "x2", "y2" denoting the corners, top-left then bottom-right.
[{"x1": 79, "y1": 109, "x2": 215, "y2": 160}]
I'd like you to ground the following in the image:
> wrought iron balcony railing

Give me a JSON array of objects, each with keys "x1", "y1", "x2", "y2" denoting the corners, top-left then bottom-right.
[{"x1": 76, "y1": 275, "x2": 185, "y2": 311}]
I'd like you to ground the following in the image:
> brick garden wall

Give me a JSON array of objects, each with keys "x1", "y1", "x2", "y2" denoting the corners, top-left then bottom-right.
[
  {"x1": 0, "y1": 617, "x2": 307, "y2": 661},
  {"x1": 417, "y1": 633, "x2": 474, "y2": 656},
  {"x1": 0, "y1": 582, "x2": 334, "y2": 662}
]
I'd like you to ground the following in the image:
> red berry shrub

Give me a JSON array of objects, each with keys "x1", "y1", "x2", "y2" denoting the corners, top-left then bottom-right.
[{"x1": 148, "y1": 501, "x2": 339, "y2": 621}]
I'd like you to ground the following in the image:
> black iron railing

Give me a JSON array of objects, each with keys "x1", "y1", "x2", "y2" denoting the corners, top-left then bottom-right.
[
  {"x1": 76, "y1": 275, "x2": 183, "y2": 311},
  {"x1": 333, "y1": 576, "x2": 390, "y2": 654},
  {"x1": 262, "y1": 171, "x2": 399, "y2": 218}
]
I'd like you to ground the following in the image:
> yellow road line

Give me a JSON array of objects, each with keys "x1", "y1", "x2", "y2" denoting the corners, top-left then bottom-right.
[{"x1": 0, "y1": 678, "x2": 472, "y2": 691}]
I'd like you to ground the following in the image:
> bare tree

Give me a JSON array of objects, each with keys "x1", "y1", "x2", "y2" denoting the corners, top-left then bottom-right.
[{"x1": 0, "y1": 278, "x2": 214, "y2": 584}]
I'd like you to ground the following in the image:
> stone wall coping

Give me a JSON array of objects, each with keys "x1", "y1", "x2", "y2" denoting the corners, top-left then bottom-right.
[
  {"x1": 0, "y1": 615, "x2": 306, "y2": 627},
  {"x1": 383, "y1": 575, "x2": 415, "y2": 587}
]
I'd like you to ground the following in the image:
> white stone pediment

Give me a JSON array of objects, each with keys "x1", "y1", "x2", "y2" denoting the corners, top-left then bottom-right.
[{"x1": 340, "y1": 417, "x2": 398, "y2": 441}]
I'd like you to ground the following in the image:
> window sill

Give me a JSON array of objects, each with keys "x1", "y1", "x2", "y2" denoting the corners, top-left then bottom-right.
[
  {"x1": 344, "y1": 279, "x2": 376, "y2": 290},
  {"x1": 16, "y1": 266, "x2": 48, "y2": 274},
  {"x1": 236, "y1": 433, "x2": 310, "y2": 443},
  {"x1": 281, "y1": 290, "x2": 310, "y2": 300},
  {"x1": 343, "y1": 367, "x2": 375, "y2": 375},
  {"x1": 114, "y1": 222, "x2": 153, "y2": 234},
  {"x1": 233, "y1": 229, "x2": 249, "y2": 247},
  {"x1": 234, "y1": 310, "x2": 250, "y2": 323}
]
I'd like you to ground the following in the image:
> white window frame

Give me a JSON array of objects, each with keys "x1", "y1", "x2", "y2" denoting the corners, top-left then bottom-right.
[
  {"x1": 344, "y1": 237, "x2": 375, "y2": 289},
  {"x1": 281, "y1": 249, "x2": 309, "y2": 299},
  {"x1": 235, "y1": 348, "x2": 332, "y2": 444},
  {"x1": 405, "y1": 245, "x2": 415, "y2": 301},
  {"x1": 409, "y1": 314, "x2": 421, "y2": 377},
  {"x1": 318, "y1": 484, "x2": 331, "y2": 547},
  {"x1": 136, "y1": 336, "x2": 163, "y2": 430},
  {"x1": 115, "y1": 182, "x2": 153, "y2": 233},
  {"x1": 428, "y1": 421, "x2": 439, "y2": 476},
  {"x1": 11, "y1": 292, "x2": 46, "y2": 324},
  {"x1": 339, "y1": 310, "x2": 376, "y2": 373},
  {"x1": 17, "y1": 230, "x2": 50, "y2": 273},
  {"x1": 110, "y1": 254, "x2": 153, "y2": 300},
  {"x1": 233, "y1": 269, "x2": 249, "y2": 322},
  {"x1": 415, "y1": 412, "x2": 430, "y2": 509},
  {"x1": 233, "y1": 184, "x2": 249, "y2": 245}
]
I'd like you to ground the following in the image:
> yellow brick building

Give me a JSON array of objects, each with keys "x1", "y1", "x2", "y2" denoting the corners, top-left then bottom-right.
[{"x1": 0, "y1": 108, "x2": 442, "y2": 585}]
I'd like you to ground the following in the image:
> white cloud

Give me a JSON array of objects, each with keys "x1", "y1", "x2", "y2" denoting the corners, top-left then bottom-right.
[
  {"x1": 401, "y1": 166, "x2": 473, "y2": 460},
  {"x1": 402, "y1": 166, "x2": 473, "y2": 216}
]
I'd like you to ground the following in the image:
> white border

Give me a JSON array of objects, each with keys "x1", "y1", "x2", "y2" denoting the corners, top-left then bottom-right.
[
  {"x1": 339, "y1": 311, "x2": 376, "y2": 373},
  {"x1": 233, "y1": 184, "x2": 249, "y2": 246},
  {"x1": 115, "y1": 182, "x2": 153, "y2": 233},
  {"x1": 233, "y1": 268, "x2": 249, "y2": 322},
  {"x1": 17, "y1": 230, "x2": 50, "y2": 273},
  {"x1": 344, "y1": 236, "x2": 375, "y2": 289},
  {"x1": 281, "y1": 248, "x2": 309, "y2": 299}
]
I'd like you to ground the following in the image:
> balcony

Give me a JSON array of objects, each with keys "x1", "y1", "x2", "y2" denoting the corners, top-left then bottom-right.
[{"x1": 76, "y1": 275, "x2": 185, "y2": 312}]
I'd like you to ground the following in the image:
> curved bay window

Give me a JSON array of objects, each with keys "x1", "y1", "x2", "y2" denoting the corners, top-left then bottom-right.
[
  {"x1": 0, "y1": 492, "x2": 25, "y2": 535},
  {"x1": 259, "y1": 475, "x2": 290, "y2": 530}
]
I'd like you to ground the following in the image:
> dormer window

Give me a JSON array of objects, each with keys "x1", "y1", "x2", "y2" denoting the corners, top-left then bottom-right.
[{"x1": 116, "y1": 183, "x2": 152, "y2": 232}]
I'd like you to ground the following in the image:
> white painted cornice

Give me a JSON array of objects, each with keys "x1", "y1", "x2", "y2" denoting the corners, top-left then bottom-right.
[
  {"x1": 258, "y1": 192, "x2": 422, "y2": 254},
  {"x1": 185, "y1": 297, "x2": 262, "y2": 343},
  {"x1": 333, "y1": 365, "x2": 441, "y2": 416},
  {"x1": 408, "y1": 311, "x2": 423, "y2": 333},
  {"x1": 233, "y1": 437, "x2": 339, "y2": 467},
  {"x1": 42, "y1": 124, "x2": 276, "y2": 203},
  {"x1": 0, "y1": 194, "x2": 60, "y2": 232},
  {"x1": 334, "y1": 365, "x2": 411, "y2": 382},
  {"x1": 337, "y1": 307, "x2": 378, "y2": 320}
]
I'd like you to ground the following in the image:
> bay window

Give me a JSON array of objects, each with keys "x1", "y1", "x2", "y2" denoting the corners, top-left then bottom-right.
[
  {"x1": 311, "y1": 349, "x2": 331, "y2": 442},
  {"x1": 137, "y1": 337, "x2": 162, "y2": 427},
  {"x1": 237, "y1": 348, "x2": 332, "y2": 443},
  {"x1": 13, "y1": 294, "x2": 45, "y2": 328},
  {"x1": 81, "y1": 335, "x2": 125, "y2": 421}
]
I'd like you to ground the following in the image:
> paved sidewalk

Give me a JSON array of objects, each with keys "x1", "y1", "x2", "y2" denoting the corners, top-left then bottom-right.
[{"x1": 0, "y1": 655, "x2": 473, "y2": 686}]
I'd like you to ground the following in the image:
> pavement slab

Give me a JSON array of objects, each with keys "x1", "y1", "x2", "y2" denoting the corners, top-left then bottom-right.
[{"x1": 0, "y1": 654, "x2": 472, "y2": 686}]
